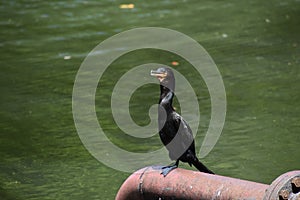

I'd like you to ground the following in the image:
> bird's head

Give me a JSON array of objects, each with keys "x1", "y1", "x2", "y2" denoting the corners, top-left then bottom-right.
[{"x1": 150, "y1": 67, "x2": 175, "y2": 92}]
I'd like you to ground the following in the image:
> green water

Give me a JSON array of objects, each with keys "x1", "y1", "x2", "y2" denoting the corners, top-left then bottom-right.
[{"x1": 1, "y1": 0, "x2": 299, "y2": 199}]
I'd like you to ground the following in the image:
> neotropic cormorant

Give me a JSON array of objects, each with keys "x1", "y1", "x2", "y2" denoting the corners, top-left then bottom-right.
[{"x1": 151, "y1": 67, "x2": 214, "y2": 176}]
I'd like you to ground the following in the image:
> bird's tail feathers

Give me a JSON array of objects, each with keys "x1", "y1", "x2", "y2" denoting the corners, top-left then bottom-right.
[{"x1": 191, "y1": 156, "x2": 214, "y2": 174}]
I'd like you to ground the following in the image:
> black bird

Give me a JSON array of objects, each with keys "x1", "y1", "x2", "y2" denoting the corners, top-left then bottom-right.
[{"x1": 151, "y1": 67, "x2": 214, "y2": 176}]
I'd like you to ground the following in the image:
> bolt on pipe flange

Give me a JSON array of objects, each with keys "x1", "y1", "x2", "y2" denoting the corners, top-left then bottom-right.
[
  {"x1": 292, "y1": 177, "x2": 300, "y2": 193},
  {"x1": 264, "y1": 171, "x2": 300, "y2": 200}
]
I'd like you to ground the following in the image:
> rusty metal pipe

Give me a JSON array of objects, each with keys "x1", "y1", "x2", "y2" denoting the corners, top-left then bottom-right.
[{"x1": 116, "y1": 166, "x2": 269, "y2": 200}]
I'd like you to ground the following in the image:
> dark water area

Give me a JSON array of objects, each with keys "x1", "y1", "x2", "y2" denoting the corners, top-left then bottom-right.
[{"x1": 1, "y1": 0, "x2": 299, "y2": 199}]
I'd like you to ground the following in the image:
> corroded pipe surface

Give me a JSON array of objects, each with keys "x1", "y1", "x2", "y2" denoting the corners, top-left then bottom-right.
[{"x1": 116, "y1": 166, "x2": 269, "y2": 200}]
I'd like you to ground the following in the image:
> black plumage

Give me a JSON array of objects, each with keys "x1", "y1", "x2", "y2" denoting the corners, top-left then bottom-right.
[{"x1": 151, "y1": 67, "x2": 214, "y2": 176}]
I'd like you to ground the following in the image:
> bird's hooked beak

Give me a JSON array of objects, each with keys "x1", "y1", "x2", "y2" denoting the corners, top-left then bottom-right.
[{"x1": 150, "y1": 69, "x2": 167, "y2": 82}]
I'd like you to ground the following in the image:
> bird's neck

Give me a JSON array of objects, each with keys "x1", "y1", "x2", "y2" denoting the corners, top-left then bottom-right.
[
  {"x1": 159, "y1": 83, "x2": 174, "y2": 104},
  {"x1": 159, "y1": 88, "x2": 174, "y2": 113}
]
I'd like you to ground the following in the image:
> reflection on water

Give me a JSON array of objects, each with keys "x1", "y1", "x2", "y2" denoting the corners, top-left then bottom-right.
[{"x1": 1, "y1": 0, "x2": 299, "y2": 199}]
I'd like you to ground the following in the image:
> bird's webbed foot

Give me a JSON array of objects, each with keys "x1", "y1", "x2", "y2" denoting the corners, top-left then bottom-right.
[{"x1": 161, "y1": 161, "x2": 178, "y2": 177}]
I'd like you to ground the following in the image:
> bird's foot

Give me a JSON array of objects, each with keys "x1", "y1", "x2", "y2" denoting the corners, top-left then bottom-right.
[{"x1": 161, "y1": 164, "x2": 178, "y2": 177}]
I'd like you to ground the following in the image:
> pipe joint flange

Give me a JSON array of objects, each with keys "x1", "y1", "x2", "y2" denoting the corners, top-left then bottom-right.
[{"x1": 264, "y1": 171, "x2": 300, "y2": 200}]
